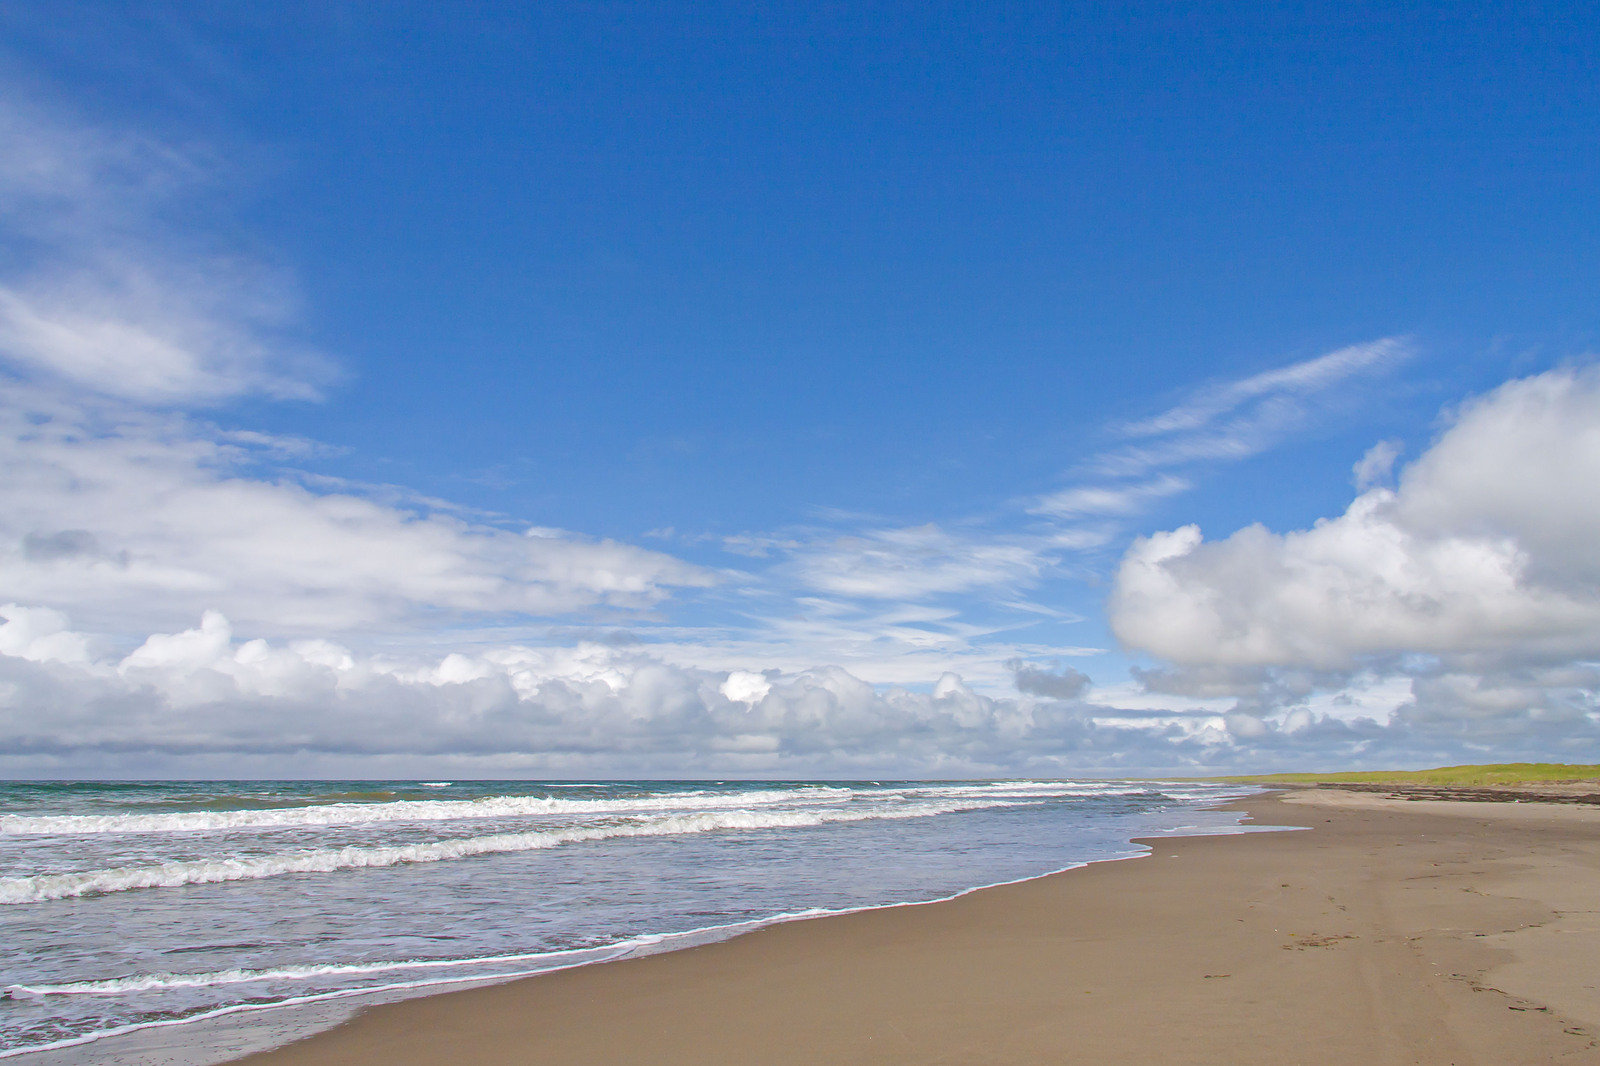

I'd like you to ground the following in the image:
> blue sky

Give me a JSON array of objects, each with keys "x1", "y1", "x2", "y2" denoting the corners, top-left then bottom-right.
[{"x1": 0, "y1": 1, "x2": 1597, "y2": 776}]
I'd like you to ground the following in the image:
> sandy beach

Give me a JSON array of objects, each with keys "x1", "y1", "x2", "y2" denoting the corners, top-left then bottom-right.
[{"x1": 233, "y1": 789, "x2": 1600, "y2": 1066}]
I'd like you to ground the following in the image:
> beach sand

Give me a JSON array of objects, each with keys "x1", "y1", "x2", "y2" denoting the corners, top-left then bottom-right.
[{"x1": 234, "y1": 790, "x2": 1600, "y2": 1065}]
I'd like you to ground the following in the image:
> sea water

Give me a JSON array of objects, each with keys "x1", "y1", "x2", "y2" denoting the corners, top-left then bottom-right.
[{"x1": 0, "y1": 779, "x2": 1262, "y2": 1060}]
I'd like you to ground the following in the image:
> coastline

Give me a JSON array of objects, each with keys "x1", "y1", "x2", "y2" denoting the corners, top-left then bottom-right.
[
  {"x1": 4, "y1": 783, "x2": 1257, "y2": 1066},
  {"x1": 229, "y1": 789, "x2": 1600, "y2": 1065}
]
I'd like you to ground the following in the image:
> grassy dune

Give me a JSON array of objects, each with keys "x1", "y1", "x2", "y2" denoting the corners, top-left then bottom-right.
[{"x1": 1218, "y1": 763, "x2": 1600, "y2": 786}]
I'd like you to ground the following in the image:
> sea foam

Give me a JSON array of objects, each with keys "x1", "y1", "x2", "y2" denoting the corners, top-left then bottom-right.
[
  {"x1": 6, "y1": 945, "x2": 631, "y2": 997},
  {"x1": 0, "y1": 799, "x2": 1005, "y2": 905},
  {"x1": 0, "y1": 785, "x2": 850, "y2": 836},
  {"x1": 0, "y1": 781, "x2": 1149, "y2": 837}
]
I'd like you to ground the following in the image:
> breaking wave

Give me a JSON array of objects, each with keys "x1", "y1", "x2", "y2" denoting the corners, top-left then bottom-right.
[
  {"x1": 0, "y1": 786, "x2": 851, "y2": 836},
  {"x1": 0, "y1": 800, "x2": 1004, "y2": 905}
]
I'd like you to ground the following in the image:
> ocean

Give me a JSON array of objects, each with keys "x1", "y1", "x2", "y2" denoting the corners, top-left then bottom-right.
[{"x1": 0, "y1": 779, "x2": 1263, "y2": 1061}]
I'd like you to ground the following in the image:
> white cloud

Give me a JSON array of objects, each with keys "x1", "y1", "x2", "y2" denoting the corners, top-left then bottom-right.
[
  {"x1": 0, "y1": 101, "x2": 328, "y2": 404},
  {"x1": 0, "y1": 104, "x2": 714, "y2": 637},
  {"x1": 0, "y1": 607, "x2": 1084, "y2": 774},
  {"x1": 1020, "y1": 340, "x2": 1406, "y2": 559},
  {"x1": 0, "y1": 273, "x2": 323, "y2": 404},
  {"x1": 0, "y1": 603, "x2": 92, "y2": 663},
  {"x1": 617, "y1": 597, "x2": 1100, "y2": 696},
  {"x1": 711, "y1": 343, "x2": 1411, "y2": 693},
  {"x1": 1395, "y1": 368, "x2": 1600, "y2": 588},
  {"x1": 3, "y1": 602, "x2": 1588, "y2": 776},
  {"x1": 1352, "y1": 438, "x2": 1402, "y2": 490},
  {"x1": 1109, "y1": 366, "x2": 1600, "y2": 754},
  {"x1": 1121, "y1": 338, "x2": 1408, "y2": 439},
  {"x1": 1031, "y1": 475, "x2": 1189, "y2": 518},
  {"x1": 0, "y1": 605, "x2": 1363, "y2": 777},
  {"x1": 1094, "y1": 338, "x2": 1409, "y2": 476},
  {"x1": 1110, "y1": 367, "x2": 1600, "y2": 670},
  {"x1": 0, "y1": 389, "x2": 715, "y2": 635},
  {"x1": 1007, "y1": 657, "x2": 1090, "y2": 699},
  {"x1": 720, "y1": 670, "x2": 772, "y2": 705},
  {"x1": 787, "y1": 524, "x2": 1050, "y2": 600}
]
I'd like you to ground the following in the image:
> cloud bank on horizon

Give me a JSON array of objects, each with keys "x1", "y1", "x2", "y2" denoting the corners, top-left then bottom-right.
[
  {"x1": 0, "y1": 57, "x2": 1596, "y2": 776},
  {"x1": 8, "y1": 357, "x2": 1597, "y2": 777}
]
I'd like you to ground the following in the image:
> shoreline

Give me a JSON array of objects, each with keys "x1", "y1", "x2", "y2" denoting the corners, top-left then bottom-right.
[
  {"x1": 7, "y1": 789, "x2": 1261, "y2": 1066},
  {"x1": 230, "y1": 789, "x2": 1599, "y2": 1065}
]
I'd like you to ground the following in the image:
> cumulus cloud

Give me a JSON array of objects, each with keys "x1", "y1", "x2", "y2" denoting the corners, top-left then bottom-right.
[
  {"x1": 1109, "y1": 366, "x2": 1600, "y2": 756},
  {"x1": 0, "y1": 607, "x2": 1117, "y2": 775},
  {"x1": 1111, "y1": 367, "x2": 1600, "y2": 669},
  {"x1": 0, "y1": 603, "x2": 92, "y2": 663},
  {"x1": 0, "y1": 605, "x2": 1475, "y2": 777},
  {"x1": 3, "y1": 600, "x2": 1588, "y2": 776},
  {"x1": 719, "y1": 670, "x2": 772, "y2": 705},
  {"x1": 1008, "y1": 658, "x2": 1091, "y2": 700}
]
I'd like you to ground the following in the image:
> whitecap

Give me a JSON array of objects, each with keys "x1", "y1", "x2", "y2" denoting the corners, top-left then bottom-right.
[
  {"x1": 0, "y1": 799, "x2": 1010, "y2": 904},
  {"x1": 0, "y1": 786, "x2": 851, "y2": 836}
]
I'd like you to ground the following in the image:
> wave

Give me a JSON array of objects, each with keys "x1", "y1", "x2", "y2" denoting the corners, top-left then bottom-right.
[
  {"x1": 0, "y1": 780, "x2": 1150, "y2": 837},
  {"x1": 905, "y1": 782, "x2": 1156, "y2": 797},
  {"x1": 0, "y1": 799, "x2": 1007, "y2": 905},
  {"x1": 0, "y1": 910, "x2": 832, "y2": 1061},
  {"x1": 6, "y1": 945, "x2": 635, "y2": 996},
  {"x1": 879, "y1": 783, "x2": 1168, "y2": 806},
  {"x1": 0, "y1": 786, "x2": 853, "y2": 836}
]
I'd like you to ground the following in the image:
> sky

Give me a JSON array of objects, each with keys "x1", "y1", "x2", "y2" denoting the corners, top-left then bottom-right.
[{"x1": 0, "y1": 0, "x2": 1597, "y2": 778}]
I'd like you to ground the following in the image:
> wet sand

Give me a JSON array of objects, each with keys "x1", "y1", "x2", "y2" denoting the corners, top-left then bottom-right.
[{"x1": 235, "y1": 790, "x2": 1600, "y2": 1065}]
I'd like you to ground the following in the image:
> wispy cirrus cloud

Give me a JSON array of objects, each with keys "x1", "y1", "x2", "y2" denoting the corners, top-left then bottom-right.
[
  {"x1": 0, "y1": 101, "x2": 715, "y2": 640},
  {"x1": 1121, "y1": 338, "x2": 1409, "y2": 439},
  {"x1": 0, "y1": 100, "x2": 334, "y2": 405},
  {"x1": 1022, "y1": 338, "x2": 1411, "y2": 530},
  {"x1": 1091, "y1": 337, "x2": 1410, "y2": 477},
  {"x1": 787, "y1": 524, "x2": 1050, "y2": 601},
  {"x1": 691, "y1": 341, "x2": 1414, "y2": 704},
  {"x1": 1030, "y1": 474, "x2": 1190, "y2": 519}
]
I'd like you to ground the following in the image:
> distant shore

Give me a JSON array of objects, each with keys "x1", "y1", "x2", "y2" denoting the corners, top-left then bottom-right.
[{"x1": 232, "y1": 788, "x2": 1600, "y2": 1065}]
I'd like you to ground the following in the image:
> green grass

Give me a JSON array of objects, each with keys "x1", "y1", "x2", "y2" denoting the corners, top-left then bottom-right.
[{"x1": 1213, "y1": 763, "x2": 1600, "y2": 786}]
